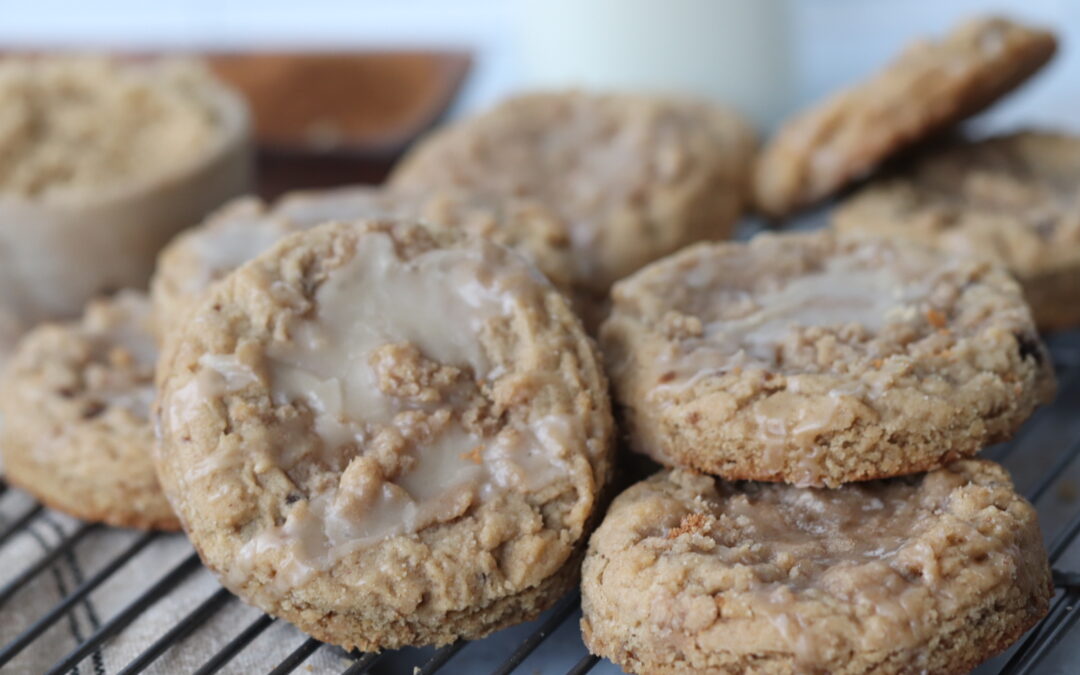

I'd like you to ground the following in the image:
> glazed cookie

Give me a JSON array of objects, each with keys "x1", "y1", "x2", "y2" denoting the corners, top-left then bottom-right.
[
  {"x1": 0, "y1": 291, "x2": 177, "y2": 530},
  {"x1": 834, "y1": 131, "x2": 1080, "y2": 332},
  {"x1": 754, "y1": 16, "x2": 1056, "y2": 218},
  {"x1": 154, "y1": 219, "x2": 614, "y2": 650},
  {"x1": 582, "y1": 462, "x2": 1053, "y2": 675},
  {"x1": 391, "y1": 91, "x2": 757, "y2": 302},
  {"x1": 600, "y1": 230, "x2": 1055, "y2": 487},
  {"x1": 151, "y1": 186, "x2": 577, "y2": 336}
]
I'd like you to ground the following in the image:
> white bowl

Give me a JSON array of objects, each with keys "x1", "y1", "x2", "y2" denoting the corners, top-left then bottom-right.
[{"x1": 0, "y1": 66, "x2": 253, "y2": 337}]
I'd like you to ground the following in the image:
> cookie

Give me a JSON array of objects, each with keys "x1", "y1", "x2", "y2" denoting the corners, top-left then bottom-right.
[
  {"x1": 599, "y1": 230, "x2": 1055, "y2": 487},
  {"x1": 0, "y1": 291, "x2": 177, "y2": 530},
  {"x1": 151, "y1": 186, "x2": 578, "y2": 337},
  {"x1": 391, "y1": 91, "x2": 757, "y2": 302},
  {"x1": 754, "y1": 16, "x2": 1056, "y2": 218},
  {"x1": 154, "y1": 219, "x2": 614, "y2": 650},
  {"x1": 581, "y1": 462, "x2": 1053, "y2": 675},
  {"x1": 834, "y1": 131, "x2": 1080, "y2": 332}
]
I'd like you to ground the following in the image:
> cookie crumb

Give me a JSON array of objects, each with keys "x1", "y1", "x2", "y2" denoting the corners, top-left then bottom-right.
[
  {"x1": 460, "y1": 446, "x2": 484, "y2": 465},
  {"x1": 666, "y1": 512, "x2": 709, "y2": 539}
]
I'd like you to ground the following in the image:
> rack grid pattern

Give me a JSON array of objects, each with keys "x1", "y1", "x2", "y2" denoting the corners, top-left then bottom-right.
[{"x1": 1, "y1": 329, "x2": 1078, "y2": 675}]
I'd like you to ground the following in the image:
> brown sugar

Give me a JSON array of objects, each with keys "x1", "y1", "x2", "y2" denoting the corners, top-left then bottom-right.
[{"x1": 0, "y1": 55, "x2": 229, "y2": 202}]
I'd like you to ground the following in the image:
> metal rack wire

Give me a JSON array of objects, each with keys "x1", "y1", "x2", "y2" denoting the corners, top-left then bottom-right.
[{"x1": 1, "y1": 332, "x2": 1078, "y2": 675}]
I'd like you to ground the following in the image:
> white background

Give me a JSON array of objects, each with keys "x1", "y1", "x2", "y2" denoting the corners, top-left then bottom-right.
[{"x1": 0, "y1": 0, "x2": 1076, "y2": 130}]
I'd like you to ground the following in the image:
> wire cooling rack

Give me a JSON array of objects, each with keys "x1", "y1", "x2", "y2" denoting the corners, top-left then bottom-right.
[
  {"x1": 1, "y1": 254, "x2": 1079, "y2": 674},
  {"x1": 0, "y1": 332, "x2": 1077, "y2": 674}
]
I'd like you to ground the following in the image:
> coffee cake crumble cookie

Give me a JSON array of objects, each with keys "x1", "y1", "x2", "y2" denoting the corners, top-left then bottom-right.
[
  {"x1": 154, "y1": 219, "x2": 614, "y2": 650},
  {"x1": 582, "y1": 462, "x2": 1052, "y2": 674},
  {"x1": 600, "y1": 230, "x2": 1054, "y2": 487}
]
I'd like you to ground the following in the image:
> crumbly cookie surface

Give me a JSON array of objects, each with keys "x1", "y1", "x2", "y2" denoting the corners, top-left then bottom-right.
[
  {"x1": 834, "y1": 131, "x2": 1080, "y2": 331},
  {"x1": 754, "y1": 16, "x2": 1056, "y2": 218},
  {"x1": 600, "y1": 230, "x2": 1055, "y2": 487},
  {"x1": 154, "y1": 219, "x2": 613, "y2": 650},
  {"x1": 582, "y1": 462, "x2": 1052, "y2": 675},
  {"x1": 151, "y1": 185, "x2": 578, "y2": 336},
  {"x1": 390, "y1": 91, "x2": 757, "y2": 298},
  {"x1": 0, "y1": 291, "x2": 176, "y2": 530}
]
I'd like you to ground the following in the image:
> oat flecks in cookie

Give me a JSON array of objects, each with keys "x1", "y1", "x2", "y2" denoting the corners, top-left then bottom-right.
[
  {"x1": 154, "y1": 219, "x2": 614, "y2": 651},
  {"x1": 0, "y1": 291, "x2": 177, "y2": 531},
  {"x1": 754, "y1": 15, "x2": 1057, "y2": 218},
  {"x1": 390, "y1": 91, "x2": 758, "y2": 300},
  {"x1": 151, "y1": 184, "x2": 579, "y2": 338},
  {"x1": 834, "y1": 130, "x2": 1080, "y2": 332},
  {"x1": 600, "y1": 229, "x2": 1055, "y2": 487},
  {"x1": 582, "y1": 462, "x2": 1053, "y2": 675}
]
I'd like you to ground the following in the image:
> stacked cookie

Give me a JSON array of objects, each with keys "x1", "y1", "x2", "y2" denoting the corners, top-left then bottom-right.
[
  {"x1": 752, "y1": 14, "x2": 1080, "y2": 335},
  {"x1": 834, "y1": 131, "x2": 1080, "y2": 333},
  {"x1": 144, "y1": 92, "x2": 756, "y2": 650},
  {"x1": 1, "y1": 90, "x2": 758, "y2": 653},
  {"x1": 584, "y1": 229, "x2": 1057, "y2": 674},
  {"x1": 753, "y1": 15, "x2": 1057, "y2": 219},
  {"x1": 582, "y1": 14, "x2": 1067, "y2": 674},
  {"x1": 0, "y1": 17, "x2": 1071, "y2": 670}
]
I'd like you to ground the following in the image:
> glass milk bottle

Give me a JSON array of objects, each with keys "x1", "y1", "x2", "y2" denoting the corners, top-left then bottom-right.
[{"x1": 517, "y1": 0, "x2": 793, "y2": 129}]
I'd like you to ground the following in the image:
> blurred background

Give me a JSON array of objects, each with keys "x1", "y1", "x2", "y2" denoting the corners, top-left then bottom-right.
[
  {"x1": 0, "y1": 0, "x2": 1075, "y2": 118},
  {"x1": 2, "y1": 0, "x2": 1076, "y2": 195},
  {"x1": 1, "y1": 3, "x2": 1078, "y2": 674}
]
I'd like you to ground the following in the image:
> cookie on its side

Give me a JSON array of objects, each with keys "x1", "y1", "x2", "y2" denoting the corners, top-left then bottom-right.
[
  {"x1": 151, "y1": 185, "x2": 577, "y2": 337},
  {"x1": 834, "y1": 131, "x2": 1080, "y2": 332},
  {"x1": 0, "y1": 291, "x2": 177, "y2": 531},
  {"x1": 600, "y1": 230, "x2": 1054, "y2": 487},
  {"x1": 154, "y1": 219, "x2": 614, "y2": 650},
  {"x1": 754, "y1": 15, "x2": 1056, "y2": 218},
  {"x1": 582, "y1": 462, "x2": 1052, "y2": 675},
  {"x1": 391, "y1": 91, "x2": 757, "y2": 305}
]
